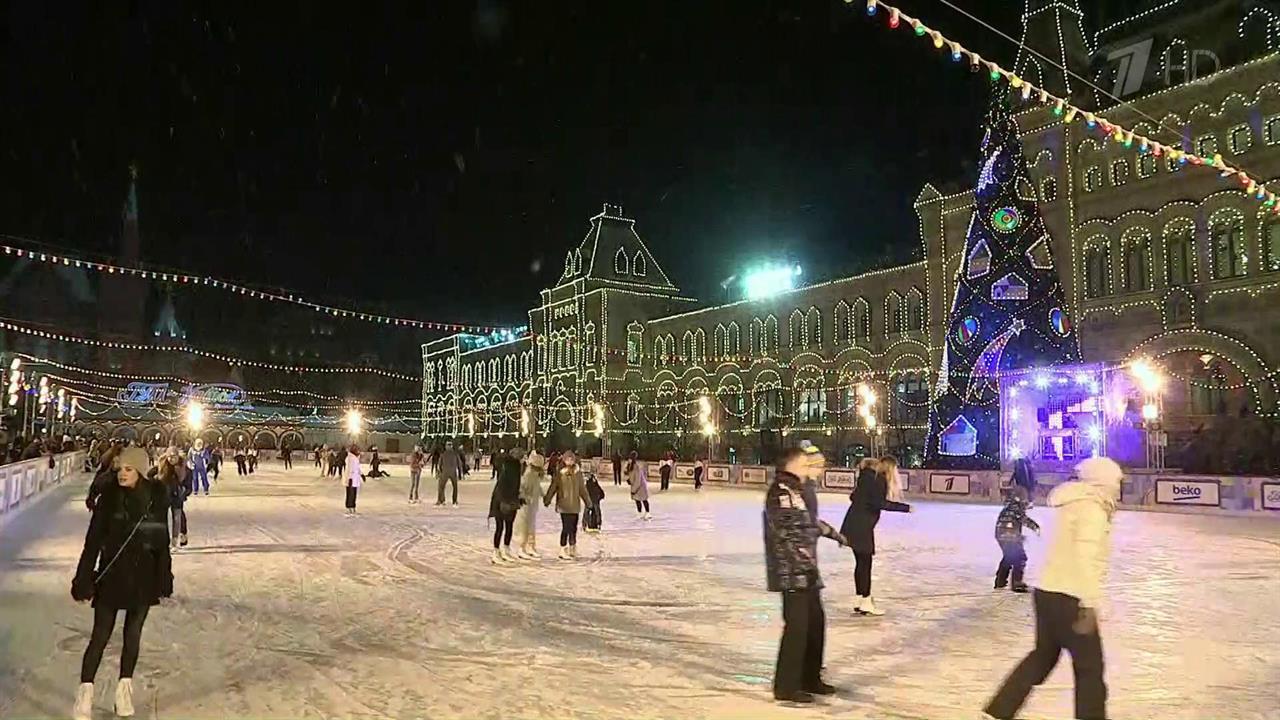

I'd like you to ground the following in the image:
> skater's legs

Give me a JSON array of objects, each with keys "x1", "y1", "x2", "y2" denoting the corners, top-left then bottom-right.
[
  {"x1": 559, "y1": 513, "x2": 574, "y2": 546},
  {"x1": 437, "y1": 476, "x2": 447, "y2": 504},
  {"x1": 502, "y1": 511, "x2": 516, "y2": 546},
  {"x1": 635, "y1": 500, "x2": 643, "y2": 513},
  {"x1": 773, "y1": 588, "x2": 815, "y2": 695},
  {"x1": 1006, "y1": 540, "x2": 1028, "y2": 586},
  {"x1": 493, "y1": 517, "x2": 505, "y2": 549},
  {"x1": 450, "y1": 477, "x2": 458, "y2": 504},
  {"x1": 853, "y1": 551, "x2": 873, "y2": 597},
  {"x1": 642, "y1": 499, "x2": 650, "y2": 513},
  {"x1": 345, "y1": 486, "x2": 358, "y2": 510},
  {"x1": 409, "y1": 469, "x2": 421, "y2": 500},
  {"x1": 118, "y1": 605, "x2": 150, "y2": 679},
  {"x1": 80, "y1": 605, "x2": 118, "y2": 683},
  {"x1": 1065, "y1": 611, "x2": 1107, "y2": 719},
  {"x1": 985, "y1": 589, "x2": 1068, "y2": 719},
  {"x1": 802, "y1": 590, "x2": 826, "y2": 687}
]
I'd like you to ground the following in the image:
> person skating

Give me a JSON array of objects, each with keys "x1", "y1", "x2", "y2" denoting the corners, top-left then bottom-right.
[
  {"x1": 429, "y1": 445, "x2": 441, "y2": 476},
  {"x1": 187, "y1": 439, "x2": 211, "y2": 496},
  {"x1": 328, "y1": 446, "x2": 340, "y2": 478},
  {"x1": 764, "y1": 442, "x2": 847, "y2": 704},
  {"x1": 436, "y1": 440, "x2": 464, "y2": 506},
  {"x1": 542, "y1": 449, "x2": 592, "y2": 560},
  {"x1": 994, "y1": 483, "x2": 1041, "y2": 592},
  {"x1": 611, "y1": 450, "x2": 622, "y2": 486},
  {"x1": 71, "y1": 446, "x2": 173, "y2": 720},
  {"x1": 515, "y1": 451, "x2": 546, "y2": 558},
  {"x1": 627, "y1": 451, "x2": 651, "y2": 520},
  {"x1": 659, "y1": 452, "x2": 673, "y2": 492},
  {"x1": 209, "y1": 445, "x2": 222, "y2": 481},
  {"x1": 282, "y1": 444, "x2": 293, "y2": 470},
  {"x1": 984, "y1": 456, "x2": 1122, "y2": 720},
  {"x1": 233, "y1": 446, "x2": 247, "y2": 476},
  {"x1": 313, "y1": 445, "x2": 323, "y2": 470},
  {"x1": 366, "y1": 446, "x2": 386, "y2": 478},
  {"x1": 343, "y1": 445, "x2": 364, "y2": 516},
  {"x1": 247, "y1": 447, "x2": 258, "y2": 474},
  {"x1": 584, "y1": 471, "x2": 605, "y2": 533},
  {"x1": 407, "y1": 445, "x2": 426, "y2": 504},
  {"x1": 839, "y1": 456, "x2": 911, "y2": 617},
  {"x1": 155, "y1": 452, "x2": 190, "y2": 549},
  {"x1": 693, "y1": 457, "x2": 706, "y2": 490},
  {"x1": 487, "y1": 447, "x2": 525, "y2": 563}
]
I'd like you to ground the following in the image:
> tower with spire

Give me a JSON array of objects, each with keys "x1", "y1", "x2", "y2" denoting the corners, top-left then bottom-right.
[
  {"x1": 1014, "y1": 0, "x2": 1094, "y2": 107},
  {"x1": 97, "y1": 164, "x2": 149, "y2": 365}
]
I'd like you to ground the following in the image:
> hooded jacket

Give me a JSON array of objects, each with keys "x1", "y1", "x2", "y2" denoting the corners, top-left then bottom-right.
[
  {"x1": 1036, "y1": 457, "x2": 1121, "y2": 609},
  {"x1": 73, "y1": 476, "x2": 173, "y2": 609},
  {"x1": 543, "y1": 465, "x2": 591, "y2": 514}
]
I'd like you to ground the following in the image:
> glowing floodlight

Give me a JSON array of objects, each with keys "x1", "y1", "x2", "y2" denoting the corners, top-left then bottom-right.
[
  {"x1": 346, "y1": 409, "x2": 363, "y2": 435},
  {"x1": 742, "y1": 265, "x2": 798, "y2": 300}
]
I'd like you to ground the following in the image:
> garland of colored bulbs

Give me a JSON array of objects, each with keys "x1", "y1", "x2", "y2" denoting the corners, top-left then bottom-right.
[
  {"x1": 854, "y1": 0, "x2": 1279, "y2": 215},
  {"x1": 0, "y1": 239, "x2": 502, "y2": 334},
  {"x1": 0, "y1": 318, "x2": 418, "y2": 381}
]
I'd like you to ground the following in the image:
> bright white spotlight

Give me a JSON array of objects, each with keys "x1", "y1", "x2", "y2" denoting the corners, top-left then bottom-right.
[
  {"x1": 346, "y1": 409, "x2": 363, "y2": 435},
  {"x1": 742, "y1": 265, "x2": 797, "y2": 300},
  {"x1": 187, "y1": 401, "x2": 205, "y2": 430}
]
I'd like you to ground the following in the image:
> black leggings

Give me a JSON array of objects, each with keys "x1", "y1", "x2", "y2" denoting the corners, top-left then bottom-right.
[
  {"x1": 559, "y1": 513, "x2": 579, "y2": 547},
  {"x1": 634, "y1": 499, "x2": 650, "y2": 513},
  {"x1": 345, "y1": 485, "x2": 358, "y2": 509},
  {"x1": 81, "y1": 604, "x2": 151, "y2": 683},
  {"x1": 854, "y1": 551, "x2": 873, "y2": 596},
  {"x1": 493, "y1": 510, "x2": 516, "y2": 548}
]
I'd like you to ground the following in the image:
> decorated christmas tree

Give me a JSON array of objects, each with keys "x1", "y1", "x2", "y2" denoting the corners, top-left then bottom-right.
[{"x1": 925, "y1": 88, "x2": 1080, "y2": 470}]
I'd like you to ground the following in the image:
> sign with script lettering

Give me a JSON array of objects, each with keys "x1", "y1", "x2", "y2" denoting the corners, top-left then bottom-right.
[{"x1": 116, "y1": 382, "x2": 250, "y2": 409}]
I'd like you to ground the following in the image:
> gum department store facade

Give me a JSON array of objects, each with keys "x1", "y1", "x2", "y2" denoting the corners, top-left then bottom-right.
[{"x1": 423, "y1": 0, "x2": 1280, "y2": 465}]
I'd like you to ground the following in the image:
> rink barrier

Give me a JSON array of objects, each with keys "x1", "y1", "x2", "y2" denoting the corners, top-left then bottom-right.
[{"x1": 0, "y1": 451, "x2": 86, "y2": 522}]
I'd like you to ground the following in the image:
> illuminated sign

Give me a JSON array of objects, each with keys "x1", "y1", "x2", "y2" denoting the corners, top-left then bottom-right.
[{"x1": 115, "y1": 382, "x2": 250, "y2": 409}]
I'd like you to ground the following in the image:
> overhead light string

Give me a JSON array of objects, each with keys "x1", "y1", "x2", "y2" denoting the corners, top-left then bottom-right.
[{"x1": 852, "y1": 0, "x2": 1279, "y2": 214}]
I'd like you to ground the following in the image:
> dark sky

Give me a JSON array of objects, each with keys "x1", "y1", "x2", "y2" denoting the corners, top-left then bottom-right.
[{"x1": 1, "y1": 1, "x2": 1121, "y2": 327}]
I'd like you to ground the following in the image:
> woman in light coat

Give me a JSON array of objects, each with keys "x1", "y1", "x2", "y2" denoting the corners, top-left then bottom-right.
[
  {"x1": 343, "y1": 445, "x2": 363, "y2": 516},
  {"x1": 516, "y1": 452, "x2": 546, "y2": 558},
  {"x1": 627, "y1": 450, "x2": 651, "y2": 520}
]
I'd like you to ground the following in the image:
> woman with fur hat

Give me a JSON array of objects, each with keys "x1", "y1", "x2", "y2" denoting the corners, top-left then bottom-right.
[
  {"x1": 71, "y1": 445, "x2": 172, "y2": 720},
  {"x1": 516, "y1": 451, "x2": 546, "y2": 558},
  {"x1": 985, "y1": 456, "x2": 1122, "y2": 720}
]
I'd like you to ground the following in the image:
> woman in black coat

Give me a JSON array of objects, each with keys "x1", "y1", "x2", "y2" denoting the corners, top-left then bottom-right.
[
  {"x1": 71, "y1": 446, "x2": 172, "y2": 720},
  {"x1": 839, "y1": 456, "x2": 911, "y2": 617}
]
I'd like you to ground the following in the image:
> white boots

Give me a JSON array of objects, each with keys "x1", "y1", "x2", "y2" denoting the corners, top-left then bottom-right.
[
  {"x1": 491, "y1": 547, "x2": 521, "y2": 564},
  {"x1": 855, "y1": 596, "x2": 885, "y2": 616},
  {"x1": 115, "y1": 678, "x2": 135, "y2": 717},
  {"x1": 73, "y1": 682, "x2": 93, "y2": 720}
]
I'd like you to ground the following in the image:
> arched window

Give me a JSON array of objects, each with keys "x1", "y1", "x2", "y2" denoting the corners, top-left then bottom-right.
[
  {"x1": 694, "y1": 327, "x2": 706, "y2": 363},
  {"x1": 1084, "y1": 240, "x2": 1111, "y2": 298},
  {"x1": 681, "y1": 331, "x2": 695, "y2": 364},
  {"x1": 614, "y1": 247, "x2": 630, "y2": 275},
  {"x1": 584, "y1": 323, "x2": 597, "y2": 365},
  {"x1": 885, "y1": 292, "x2": 903, "y2": 335},
  {"x1": 833, "y1": 301, "x2": 850, "y2": 346},
  {"x1": 750, "y1": 318, "x2": 764, "y2": 355},
  {"x1": 727, "y1": 321, "x2": 741, "y2": 356},
  {"x1": 1082, "y1": 166, "x2": 1102, "y2": 193},
  {"x1": 1110, "y1": 158, "x2": 1131, "y2": 187},
  {"x1": 632, "y1": 251, "x2": 647, "y2": 276},
  {"x1": 653, "y1": 335, "x2": 667, "y2": 368},
  {"x1": 853, "y1": 299, "x2": 871, "y2": 342},
  {"x1": 1164, "y1": 220, "x2": 1196, "y2": 285},
  {"x1": 574, "y1": 249, "x2": 583, "y2": 274},
  {"x1": 788, "y1": 309, "x2": 806, "y2": 349},
  {"x1": 906, "y1": 288, "x2": 924, "y2": 330},
  {"x1": 1210, "y1": 209, "x2": 1247, "y2": 278},
  {"x1": 566, "y1": 327, "x2": 578, "y2": 367},
  {"x1": 796, "y1": 389, "x2": 825, "y2": 424},
  {"x1": 714, "y1": 324, "x2": 727, "y2": 359},
  {"x1": 1120, "y1": 228, "x2": 1152, "y2": 292},
  {"x1": 764, "y1": 316, "x2": 778, "y2": 354},
  {"x1": 805, "y1": 306, "x2": 821, "y2": 347},
  {"x1": 626, "y1": 322, "x2": 644, "y2": 366},
  {"x1": 626, "y1": 394, "x2": 640, "y2": 424},
  {"x1": 1265, "y1": 218, "x2": 1280, "y2": 272},
  {"x1": 893, "y1": 372, "x2": 930, "y2": 424},
  {"x1": 1040, "y1": 176, "x2": 1058, "y2": 202},
  {"x1": 476, "y1": 362, "x2": 485, "y2": 387},
  {"x1": 564, "y1": 251, "x2": 575, "y2": 277}
]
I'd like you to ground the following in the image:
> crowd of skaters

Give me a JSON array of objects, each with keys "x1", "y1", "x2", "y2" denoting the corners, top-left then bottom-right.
[{"x1": 61, "y1": 432, "x2": 1125, "y2": 720}]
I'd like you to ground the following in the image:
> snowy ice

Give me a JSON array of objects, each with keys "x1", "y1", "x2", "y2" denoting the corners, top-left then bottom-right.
[{"x1": 2, "y1": 464, "x2": 1278, "y2": 719}]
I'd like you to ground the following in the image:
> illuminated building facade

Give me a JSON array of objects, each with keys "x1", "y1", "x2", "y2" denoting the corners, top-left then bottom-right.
[{"x1": 424, "y1": 0, "x2": 1280, "y2": 466}]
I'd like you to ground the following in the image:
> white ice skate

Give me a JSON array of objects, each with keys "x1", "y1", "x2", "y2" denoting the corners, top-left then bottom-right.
[
  {"x1": 557, "y1": 547, "x2": 572, "y2": 560},
  {"x1": 491, "y1": 549, "x2": 509, "y2": 565},
  {"x1": 115, "y1": 678, "x2": 135, "y2": 717},
  {"x1": 855, "y1": 596, "x2": 885, "y2": 617},
  {"x1": 525, "y1": 545, "x2": 541, "y2": 559},
  {"x1": 501, "y1": 546, "x2": 518, "y2": 562},
  {"x1": 643, "y1": 512, "x2": 651, "y2": 521},
  {"x1": 72, "y1": 682, "x2": 93, "y2": 720},
  {"x1": 569, "y1": 544, "x2": 579, "y2": 559},
  {"x1": 516, "y1": 548, "x2": 533, "y2": 560}
]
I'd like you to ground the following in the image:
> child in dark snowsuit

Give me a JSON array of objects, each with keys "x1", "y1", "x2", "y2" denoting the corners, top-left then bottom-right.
[
  {"x1": 584, "y1": 473, "x2": 605, "y2": 533},
  {"x1": 994, "y1": 489, "x2": 1040, "y2": 592}
]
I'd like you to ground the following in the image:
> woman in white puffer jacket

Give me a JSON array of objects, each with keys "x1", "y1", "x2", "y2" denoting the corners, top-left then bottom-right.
[{"x1": 985, "y1": 456, "x2": 1122, "y2": 720}]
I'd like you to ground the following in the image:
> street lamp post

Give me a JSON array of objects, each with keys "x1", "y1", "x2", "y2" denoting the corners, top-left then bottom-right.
[{"x1": 1130, "y1": 359, "x2": 1166, "y2": 470}]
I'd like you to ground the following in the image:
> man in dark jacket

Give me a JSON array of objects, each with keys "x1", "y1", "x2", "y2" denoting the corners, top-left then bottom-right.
[
  {"x1": 611, "y1": 451, "x2": 622, "y2": 486},
  {"x1": 763, "y1": 442, "x2": 846, "y2": 704}
]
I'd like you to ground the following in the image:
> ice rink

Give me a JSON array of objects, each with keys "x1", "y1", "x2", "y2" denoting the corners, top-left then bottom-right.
[{"x1": 2, "y1": 462, "x2": 1278, "y2": 720}]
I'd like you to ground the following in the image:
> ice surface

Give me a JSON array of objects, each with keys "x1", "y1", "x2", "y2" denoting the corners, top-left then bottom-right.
[{"x1": 2, "y1": 464, "x2": 1278, "y2": 719}]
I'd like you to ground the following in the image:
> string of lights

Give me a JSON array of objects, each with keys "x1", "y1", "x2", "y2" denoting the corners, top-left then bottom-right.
[
  {"x1": 0, "y1": 237, "x2": 503, "y2": 334},
  {"x1": 0, "y1": 318, "x2": 418, "y2": 381},
  {"x1": 851, "y1": 0, "x2": 1278, "y2": 214}
]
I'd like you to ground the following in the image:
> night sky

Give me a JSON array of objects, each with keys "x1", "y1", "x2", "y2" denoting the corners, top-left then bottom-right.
[{"x1": 1, "y1": 1, "x2": 1121, "y2": 327}]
